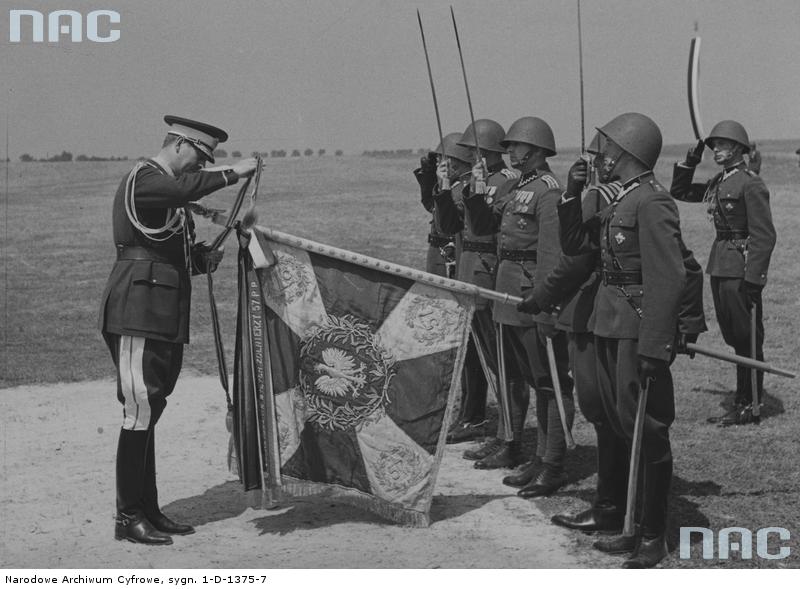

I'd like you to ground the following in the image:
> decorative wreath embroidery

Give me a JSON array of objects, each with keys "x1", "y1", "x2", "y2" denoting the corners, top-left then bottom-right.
[
  {"x1": 263, "y1": 250, "x2": 313, "y2": 305},
  {"x1": 403, "y1": 293, "x2": 462, "y2": 346},
  {"x1": 374, "y1": 445, "x2": 425, "y2": 493},
  {"x1": 299, "y1": 314, "x2": 396, "y2": 432}
]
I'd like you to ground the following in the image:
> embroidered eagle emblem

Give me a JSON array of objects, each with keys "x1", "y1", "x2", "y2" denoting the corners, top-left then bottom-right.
[{"x1": 314, "y1": 348, "x2": 366, "y2": 398}]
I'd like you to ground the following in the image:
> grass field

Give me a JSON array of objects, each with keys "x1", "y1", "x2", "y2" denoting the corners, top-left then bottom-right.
[{"x1": 2, "y1": 142, "x2": 799, "y2": 568}]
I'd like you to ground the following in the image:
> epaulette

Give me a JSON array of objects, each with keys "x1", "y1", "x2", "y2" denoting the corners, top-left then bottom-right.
[
  {"x1": 595, "y1": 181, "x2": 621, "y2": 205},
  {"x1": 744, "y1": 169, "x2": 757, "y2": 177},
  {"x1": 538, "y1": 174, "x2": 560, "y2": 190},
  {"x1": 647, "y1": 179, "x2": 667, "y2": 192},
  {"x1": 501, "y1": 168, "x2": 520, "y2": 179}
]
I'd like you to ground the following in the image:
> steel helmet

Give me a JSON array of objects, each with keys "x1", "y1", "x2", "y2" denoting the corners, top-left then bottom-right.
[
  {"x1": 596, "y1": 113, "x2": 662, "y2": 169},
  {"x1": 500, "y1": 117, "x2": 557, "y2": 156},
  {"x1": 704, "y1": 120, "x2": 750, "y2": 153},
  {"x1": 457, "y1": 119, "x2": 506, "y2": 153},
  {"x1": 434, "y1": 132, "x2": 473, "y2": 164}
]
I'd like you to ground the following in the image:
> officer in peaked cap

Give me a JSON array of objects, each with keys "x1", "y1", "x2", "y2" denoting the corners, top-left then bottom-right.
[
  {"x1": 99, "y1": 115, "x2": 261, "y2": 545},
  {"x1": 670, "y1": 120, "x2": 776, "y2": 426}
]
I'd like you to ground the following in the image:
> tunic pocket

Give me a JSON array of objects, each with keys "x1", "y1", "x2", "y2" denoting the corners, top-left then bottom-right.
[{"x1": 126, "y1": 262, "x2": 182, "y2": 337}]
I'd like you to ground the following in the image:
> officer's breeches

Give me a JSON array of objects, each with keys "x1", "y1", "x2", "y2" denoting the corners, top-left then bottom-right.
[
  {"x1": 569, "y1": 332, "x2": 604, "y2": 425},
  {"x1": 710, "y1": 277, "x2": 765, "y2": 400},
  {"x1": 104, "y1": 333, "x2": 183, "y2": 431},
  {"x1": 594, "y1": 336, "x2": 674, "y2": 464}
]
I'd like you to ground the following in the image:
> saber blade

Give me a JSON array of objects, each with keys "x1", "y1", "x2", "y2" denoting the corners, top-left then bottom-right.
[
  {"x1": 688, "y1": 36, "x2": 704, "y2": 141},
  {"x1": 450, "y1": 5, "x2": 481, "y2": 160},
  {"x1": 417, "y1": 10, "x2": 446, "y2": 159}
]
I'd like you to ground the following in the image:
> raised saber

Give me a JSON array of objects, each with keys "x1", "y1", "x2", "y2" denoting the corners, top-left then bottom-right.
[
  {"x1": 687, "y1": 35, "x2": 705, "y2": 141},
  {"x1": 545, "y1": 337, "x2": 576, "y2": 450},
  {"x1": 577, "y1": 0, "x2": 586, "y2": 152},
  {"x1": 417, "y1": 9, "x2": 446, "y2": 162},
  {"x1": 450, "y1": 5, "x2": 482, "y2": 165},
  {"x1": 623, "y1": 376, "x2": 651, "y2": 538}
]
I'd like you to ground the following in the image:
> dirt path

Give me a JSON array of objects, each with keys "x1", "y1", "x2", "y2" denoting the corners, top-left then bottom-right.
[{"x1": 1, "y1": 374, "x2": 587, "y2": 568}]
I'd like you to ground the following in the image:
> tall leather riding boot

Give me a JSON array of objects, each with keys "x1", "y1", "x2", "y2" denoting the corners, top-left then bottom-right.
[
  {"x1": 141, "y1": 429, "x2": 195, "y2": 536},
  {"x1": 552, "y1": 425, "x2": 626, "y2": 532},
  {"x1": 116, "y1": 429, "x2": 148, "y2": 514},
  {"x1": 115, "y1": 429, "x2": 171, "y2": 545},
  {"x1": 542, "y1": 387, "x2": 574, "y2": 467},
  {"x1": 595, "y1": 426, "x2": 629, "y2": 512},
  {"x1": 622, "y1": 460, "x2": 672, "y2": 569}
]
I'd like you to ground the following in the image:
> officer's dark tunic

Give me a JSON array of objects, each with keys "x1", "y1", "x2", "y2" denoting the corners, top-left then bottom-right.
[
  {"x1": 670, "y1": 160, "x2": 776, "y2": 402},
  {"x1": 99, "y1": 160, "x2": 238, "y2": 425}
]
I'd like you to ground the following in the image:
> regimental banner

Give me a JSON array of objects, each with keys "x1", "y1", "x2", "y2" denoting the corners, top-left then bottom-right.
[{"x1": 231, "y1": 227, "x2": 476, "y2": 526}]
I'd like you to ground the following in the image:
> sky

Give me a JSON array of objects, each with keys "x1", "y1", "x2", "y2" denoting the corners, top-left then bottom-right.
[{"x1": 1, "y1": 0, "x2": 799, "y2": 159}]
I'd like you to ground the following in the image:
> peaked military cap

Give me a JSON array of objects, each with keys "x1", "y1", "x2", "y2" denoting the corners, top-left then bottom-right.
[{"x1": 164, "y1": 115, "x2": 228, "y2": 163}]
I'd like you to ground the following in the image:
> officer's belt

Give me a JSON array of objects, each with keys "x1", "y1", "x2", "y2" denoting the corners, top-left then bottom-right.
[
  {"x1": 427, "y1": 234, "x2": 454, "y2": 248},
  {"x1": 116, "y1": 244, "x2": 184, "y2": 265},
  {"x1": 500, "y1": 248, "x2": 537, "y2": 262},
  {"x1": 462, "y1": 240, "x2": 496, "y2": 254},
  {"x1": 602, "y1": 270, "x2": 642, "y2": 286},
  {"x1": 715, "y1": 230, "x2": 749, "y2": 240}
]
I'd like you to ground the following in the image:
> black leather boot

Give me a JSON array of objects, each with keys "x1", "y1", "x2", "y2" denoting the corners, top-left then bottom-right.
[
  {"x1": 448, "y1": 419, "x2": 488, "y2": 443},
  {"x1": 116, "y1": 429, "x2": 147, "y2": 516},
  {"x1": 502, "y1": 459, "x2": 541, "y2": 488},
  {"x1": 551, "y1": 504, "x2": 624, "y2": 533},
  {"x1": 142, "y1": 430, "x2": 195, "y2": 536},
  {"x1": 463, "y1": 437, "x2": 501, "y2": 460},
  {"x1": 474, "y1": 441, "x2": 523, "y2": 469},
  {"x1": 517, "y1": 462, "x2": 566, "y2": 498},
  {"x1": 621, "y1": 460, "x2": 672, "y2": 568},
  {"x1": 115, "y1": 511, "x2": 172, "y2": 545}
]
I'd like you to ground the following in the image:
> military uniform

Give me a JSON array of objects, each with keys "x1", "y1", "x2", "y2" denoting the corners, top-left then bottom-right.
[
  {"x1": 98, "y1": 116, "x2": 251, "y2": 545},
  {"x1": 99, "y1": 159, "x2": 239, "y2": 526},
  {"x1": 670, "y1": 160, "x2": 776, "y2": 405},
  {"x1": 464, "y1": 166, "x2": 574, "y2": 476},
  {"x1": 414, "y1": 158, "x2": 457, "y2": 278},
  {"x1": 559, "y1": 171, "x2": 690, "y2": 551},
  {"x1": 435, "y1": 162, "x2": 519, "y2": 439}
]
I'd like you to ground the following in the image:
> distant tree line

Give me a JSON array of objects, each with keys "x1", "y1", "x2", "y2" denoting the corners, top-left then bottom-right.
[
  {"x1": 363, "y1": 148, "x2": 429, "y2": 158},
  {"x1": 19, "y1": 151, "x2": 128, "y2": 162},
  {"x1": 19, "y1": 147, "x2": 351, "y2": 163}
]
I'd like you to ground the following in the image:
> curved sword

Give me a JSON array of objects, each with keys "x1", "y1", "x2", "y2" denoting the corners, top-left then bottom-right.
[{"x1": 687, "y1": 36, "x2": 704, "y2": 141}]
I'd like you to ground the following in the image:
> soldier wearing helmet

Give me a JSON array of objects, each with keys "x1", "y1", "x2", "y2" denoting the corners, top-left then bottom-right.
[
  {"x1": 435, "y1": 119, "x2": 519, "y2": 450},
  {"x1": 670, "y1": 120, "x2": 776, "y2": 426},
  {"x1": 454, "y1": 116, "x2": 575, "y2": 496},
  {"x1": 556, "y1": 113, "x2": 703, "y2": 568},
  {"x1": 413, "y1": 132, "x2": 471, "y2": 279},
  {"x1": 415, "y1": 132, "x2": 484, "y2": 438}
]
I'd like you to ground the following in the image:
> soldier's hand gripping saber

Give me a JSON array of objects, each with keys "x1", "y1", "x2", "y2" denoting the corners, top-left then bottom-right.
[
  {"x1": 545, "y1": 336, "x2": 576, "y2": 450},
  {"x1": 623, "y1": 376, "x2": 652, "y2": 538},
  {"x1": 494, "y1": 323, "x2": 513, "y2": 442}
]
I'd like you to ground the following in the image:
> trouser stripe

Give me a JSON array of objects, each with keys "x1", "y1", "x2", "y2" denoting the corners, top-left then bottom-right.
[{"x1": 119, "y1": 335, "x2": 151, "y2": 431}]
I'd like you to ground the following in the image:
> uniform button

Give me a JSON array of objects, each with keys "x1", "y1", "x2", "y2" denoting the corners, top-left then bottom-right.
[{"x1": 665, "y1": 344, "x2": 672, "y2": 351}]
